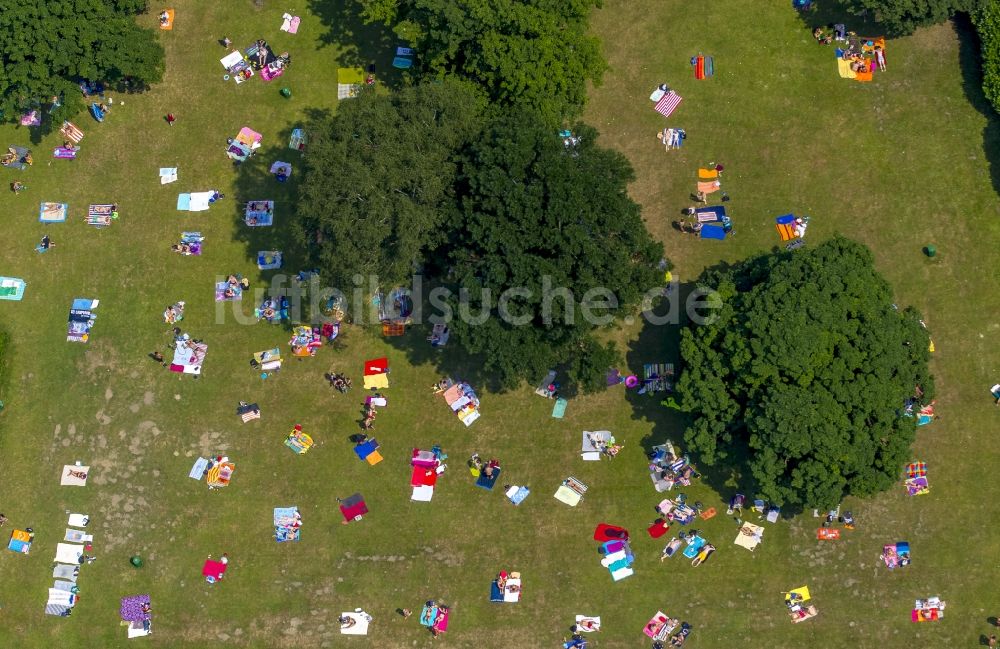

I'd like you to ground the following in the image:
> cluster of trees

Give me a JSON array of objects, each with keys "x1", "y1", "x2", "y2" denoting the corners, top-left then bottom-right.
[
  {"x1": 0, "y1": 0, "x2": 164, "y2": 122},
  {"x1": 973, "y1": 1, "x2": 1000, "y2": 115},
  {"x1": 357, "y1": 0, "x2": 606, "y2": 124},
  {"x1": 674, "y1": 237, "x2": 934, "y2": 508},
  {"x1": 295, "y1": 81, "x2": 663, "y2": 389},
  {"x1": 841, "y1": 0, "x2": 977, "y2": 36}
]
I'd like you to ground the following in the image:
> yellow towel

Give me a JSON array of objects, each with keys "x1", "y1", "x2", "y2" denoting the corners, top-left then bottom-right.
[
  {"x1": 698, "y1": 168, "x2": 718, "y2": 180},
  {"x1": 837, "y1": 58, "x2": 856, "y2": 79}
]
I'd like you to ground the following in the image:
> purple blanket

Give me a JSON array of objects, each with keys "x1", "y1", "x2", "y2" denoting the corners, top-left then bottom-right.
[{"x1": 120, "y1": 594, "x2": 151, "y2": 622}]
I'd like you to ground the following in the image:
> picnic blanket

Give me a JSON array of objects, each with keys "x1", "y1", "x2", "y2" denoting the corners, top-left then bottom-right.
[
  {"x1": 87, "y1": 204, "x2": 115, "y2": 227},
  {"x1": 64, "y1": 528, "x2": 92, "y2": 543},
  {"x1": 340, "y1": 610, "x2": 372, "y2": 635},
  {"x1": 189, "y1": 457, "x2": 209, "y2": 479},
  {"x1": 506, "y1": 485, "x2": 530, "y2": 505},
  {"x1": 0, "y1": 277, "x2": 26, "y2": 301},
  {"x1": 53, "y1": 564, "x2": 78, "y2": 580},
  {"x1": 238, "y1": 402, "x2": 261, "y2": 422},
  {"x1": 269, "y1": 161, "x2": 292, "y2": 178},
  {"x1": 280, "y1": 13, "x2": 300, "y2": 33},
  {"x1": 363, "y1": 357, "x2": 389, "y2": 389},
  {"x1": 643, "y1": 611, "x2": 678, "y2": 640},
  {"x1": 53, "y1": 146, "x2": 78, "y2": 159},
  {"x1": 67, "y1": 513, "x2": 89, "y2": 527},
  {"x1": 159, "y1": 167, "x2": 178, "y2": 184},
  {"x1": 60, "y1": 121, "x2": 84, "y2": 143},
  {"x1": 176, "y1": 191, "x2": 214, "y2": 211},
  {"x1": 202, "y1": 559, "x2": 227, "y2": 582},
  {"x1": 339, "y1": 493, "x2": 369, "y2": 522},
  {"x1": 734, "y1": 522, "x2": 764, "y2": 551},
  {"x1": 120, "y1": 594, "x2": 152, "y2": 623},
  {"x1": 653, "y1": 91, "x2": 683, "y2": 117},
  {"x1": 60, "y1": 464, "x2": 90, "y2": 486},
  {"x1": 411, "y1": 484, "x2": 434, "y2": 501},
  {"x1": 552, "y1": 397, "x2": 568, "y2": 418},
  {"x1": 205, "y1": 460, "x2": 234, "y2": 488},
  {"x1": 274, "y1": 506, "x2": 301, "y2": 542},
  {"x1": 554, "y1": 476, "x2": 587, "y2": 506},
  {"x1": 337, "y1": 67, "x2": 367, "y2": 98},
  {"x1": 258, "y1": 250, "x2": 282, "y2": 269},
  {"x1": 215, "y1": 281, "x2": 243, "y2": 302},
  {"x1": 697, "y1": 180, "x2": 721, "y2": 194},
  {"x1": 54, "y1": 542, "x2": 83, "y2": 564},
  {"x1": 170, "y1": 340, "x2": 207, "y2": 374},
  {"x1": 285, "y1": 427, "x2": 314, "y2": 454},
  {"x1": 245, "y1": 200, "x2": 274, "y2": 226},
  {"x1": 289, "y1": 128, "x2": 307, "y2": 151},
  {"x1": 905, "y1": 462, "x2": 929, "y2": 495},
  {"x1": 159, "y1": 9, "x2": 174, "y2": 30},
  {"x1": 39, "y1": 202, "x2": 67, "y2": 223},
  {"x1": 581, "y1": 431, "x2": 611, "y2": 460},
  {"x1": 837, "y1": 57, "x2": 857, "y2": 79},
  {"x1": 20, "y1": 110, "x2": 40, "y2": 126}
]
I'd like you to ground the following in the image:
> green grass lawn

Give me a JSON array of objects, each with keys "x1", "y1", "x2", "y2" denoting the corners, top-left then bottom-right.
[{"x1": 0, "y1": 1, "x2": 999, "y2": 648}]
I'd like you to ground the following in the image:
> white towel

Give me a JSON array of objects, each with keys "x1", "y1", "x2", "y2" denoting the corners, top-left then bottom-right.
[
  {"x1": 411, "y1": 485, "x2": 434, "y2": 502},
  {"x1": 67, "y1": 513, "x2": 89, "y2": 528}
]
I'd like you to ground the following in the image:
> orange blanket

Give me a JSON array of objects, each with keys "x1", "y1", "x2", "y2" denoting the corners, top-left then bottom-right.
[{"x1": 160, "y1": 9, "x2": 174, "y2": 30}]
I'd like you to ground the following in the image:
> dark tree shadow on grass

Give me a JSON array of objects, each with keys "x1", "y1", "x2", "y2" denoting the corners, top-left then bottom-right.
[
  {"x1": 956, "y1": 14, "x2": 1000, "y2": 198},
  {"x1": 229, "y1": 123, "x2": 311, "y2": 332},
  {"x1": 306, "y1": 0, "x2": 404, "y2": 89},
  {"x1": 792, "y1": 1, "x2": 881, "y2": 35},
  {"x1": 623, "y1": 281, "x2": 773, "y2": 511}
]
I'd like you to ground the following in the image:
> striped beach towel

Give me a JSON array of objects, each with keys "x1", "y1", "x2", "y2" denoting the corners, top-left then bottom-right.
[
  {"x1": 653, "y1": 91, "x2": 682, "y2": 118},
  {"x1": 241, "y1": 408, "x2": 260, "y2": 423},
  {"x1": 60, "y1": 121, "x2": 84, "y2": 143}
]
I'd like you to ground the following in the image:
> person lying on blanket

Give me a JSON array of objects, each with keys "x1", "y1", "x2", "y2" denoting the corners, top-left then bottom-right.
[
  {"x1": 159, "y1": 10, "x2": 169, "y2": 25},
  {"x1": 67, "y1": 469, "x2": 88, "y2": 480}
]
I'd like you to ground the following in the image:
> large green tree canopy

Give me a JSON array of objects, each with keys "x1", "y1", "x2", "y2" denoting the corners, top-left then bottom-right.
[
  {"x1": 0, "y1": 0, "x2": 164, "y2": 121},
  {"x1": 357, "y1": 0, "x2": 606, "y2": 124},
  {"x1": 675, "y1": 237, "x2": 933, "y2": 508},
  {"x1": 441, "y1": 113, "x2": 663, "y2": 388},
  {"x1": 294, "y1": 80, "x2": 485, "y2": 289},
  {"x1": 841, "y1": 0, "x2": 976, "y2": 36}
]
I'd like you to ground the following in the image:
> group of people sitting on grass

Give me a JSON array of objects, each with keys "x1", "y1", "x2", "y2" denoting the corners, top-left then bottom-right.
[
  {"x1": 360, "y1": 397, "x2": 381, "y2": 430},
  {"x1": 324, "y1": 372, "x2": 352, "y2": 393},
  {"x1": 163, "y1": 302, "x2": 185, "y2": 324},
  {"x1": 223, "y1": 274, "x2": 250, "y2": 299}
]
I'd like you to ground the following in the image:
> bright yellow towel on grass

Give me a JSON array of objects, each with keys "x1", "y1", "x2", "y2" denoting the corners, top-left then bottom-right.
[{"x1": 837, "y1": 58, "x2": 856, "y2": 79}]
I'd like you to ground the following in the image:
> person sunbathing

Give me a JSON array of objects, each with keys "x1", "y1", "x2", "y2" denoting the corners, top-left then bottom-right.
[
  {"x1": 11, "y1": 181, "x2": 25, "y2": 194},
  {"x1": 159, "y1": 10, "x2": 169, "y2": 24},
  {"x1": 263, "y1": 307, "x2": 276, "y2": 319},
  {"x1": 228, "y1": 274, "x2": 239, "y2": 286},
  {"x1": 224, "y1": 287, "x2": 236, "y2": 299},
  {"x1": 68, "y1": 469, "x2": 88, "y2": 480},
  {"x1": 496, "y1": 571, "x2": 507, "y2": 589},
  {"x1": 338, "y1": 615, "x2": 356, "y2": 629}
]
